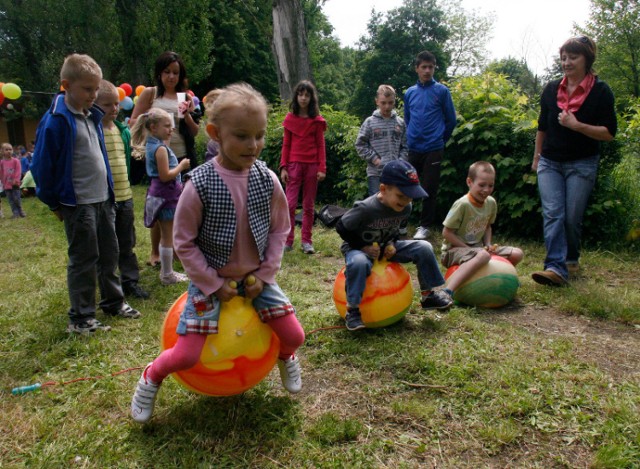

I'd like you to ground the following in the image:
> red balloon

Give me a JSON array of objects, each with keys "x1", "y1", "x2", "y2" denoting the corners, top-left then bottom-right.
[
  {"x1": 120, "y1": 83, "x2": 133, "y2": 96},
  {"x1": 0, "y1": 92, "x2": 4, "y2": 105}
]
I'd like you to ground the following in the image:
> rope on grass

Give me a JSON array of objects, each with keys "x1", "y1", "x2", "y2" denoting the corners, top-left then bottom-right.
[
  {"x1": 12, "y1": 325, "x2": 349, "y2": 395},
  {"x1": 11, "y1": 366, "x2": 144, "y2": 395}
]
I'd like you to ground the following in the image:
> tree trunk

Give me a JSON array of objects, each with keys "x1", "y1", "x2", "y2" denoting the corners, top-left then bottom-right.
[{"x1": 271, "y1": 0, "x2": 312, "y2": 101}]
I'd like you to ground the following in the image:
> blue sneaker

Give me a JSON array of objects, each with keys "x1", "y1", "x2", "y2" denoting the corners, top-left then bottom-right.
[
  {"x1": 421, "y1": 290, "x2": 453, "y2": 310},
  {"x1": 345, "y1": 308, "x2": 366, "y2": 331}
]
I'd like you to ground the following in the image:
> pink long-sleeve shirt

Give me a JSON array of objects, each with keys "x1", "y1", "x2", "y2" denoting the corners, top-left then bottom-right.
[
  {"x1": 280, "y1": 113, "x2": 327, "y2": 173},
  {"x1": 0, "y1": 157, "x2": 22, "y2": 190},
  {"x1": 174, "y1": 159, "x2": 290, "y2": 297}
]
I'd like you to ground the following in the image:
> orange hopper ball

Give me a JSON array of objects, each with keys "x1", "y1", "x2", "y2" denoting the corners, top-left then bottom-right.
[
  {"x1": 333, "y1": 259, "x2": 414, "y2": 328},
  {"x1": 161, "y1": 293, "x2": 280, "y2": 396}
]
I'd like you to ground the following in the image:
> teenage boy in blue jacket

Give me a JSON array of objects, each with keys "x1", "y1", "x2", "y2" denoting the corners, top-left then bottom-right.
[
  {"x1": 404, "y1": 50, "x2": 457, "y2": 241},
  {"x1": 31, "y1": 54, "x2": 140, "y2": 334}
]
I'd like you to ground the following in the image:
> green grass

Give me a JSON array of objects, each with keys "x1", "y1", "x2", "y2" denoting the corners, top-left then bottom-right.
[{"x1": 1, "y1": 186, "x2": 639, "y2": 468}]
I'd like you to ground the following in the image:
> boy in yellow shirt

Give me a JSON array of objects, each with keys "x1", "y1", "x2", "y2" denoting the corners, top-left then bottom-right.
[{"x1": 96, "y1": 80, "x2": 149, "y2": 299}]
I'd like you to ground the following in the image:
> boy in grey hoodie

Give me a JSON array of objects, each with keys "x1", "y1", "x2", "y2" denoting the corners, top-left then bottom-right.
[{"x1": 355, "y1": 84, "x2": 408, "y2": 196}]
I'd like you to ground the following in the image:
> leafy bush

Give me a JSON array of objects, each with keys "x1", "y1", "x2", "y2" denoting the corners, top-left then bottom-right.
[
  {"x1": 263, "y1": 104, "x2": 365, "y2": 205},
  {"x1": 442, "y1": 73, "x2": 540, "y2": 237},
  {"x1": 589, "y1": 99, "x2": 640, "y2": 247}
]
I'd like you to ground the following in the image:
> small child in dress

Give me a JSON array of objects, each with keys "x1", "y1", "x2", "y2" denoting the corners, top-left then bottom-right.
[
  {"x1": 280, "y1": 80, "x2": 327, "y2": 254},
  {"x1": 336, "y1": 160, "x2": 453, "y2": 331},
  {"x1": 131, "y1": 108, "x2": 190, "y2": 286},
  {"x1": 355, "y1": 84, "x2": 408, "y2": 197},
  {"x1": 441, "y1": 161, "x2": 524, "y2": 296},
  {"x1": 0, "y1": 143, "x2": 25, "y2": 218},
  {"x1": 130, "y1": 83, "x2": 305, "y2": 423}
]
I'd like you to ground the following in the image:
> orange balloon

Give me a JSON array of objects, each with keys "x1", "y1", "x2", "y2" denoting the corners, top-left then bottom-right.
[
  {"x1": 135, "y1": 85, "x2": 145, "y2": 96},
  {"x1": 333, "y1": 259, "x2": 413, "y2": 328},
  {"x1": 161, "y1": 293, "x2": 280, "y2": 396},
  {"x1": 116, "y1": 87, "x2": 126, "y2": 101}
]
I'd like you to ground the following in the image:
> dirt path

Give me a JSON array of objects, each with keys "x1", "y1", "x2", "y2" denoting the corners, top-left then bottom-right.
[{"x1": 482, "y1": 302, "x2": 640, "y2": 381}]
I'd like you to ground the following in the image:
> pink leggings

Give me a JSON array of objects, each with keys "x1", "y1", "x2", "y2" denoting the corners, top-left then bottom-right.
[
  {"x1": 148, "y1": 313, "x2": 305, "y2": 384},
  {"x1": 285, "y1": 162, "x2": 319, "y2": 246}
]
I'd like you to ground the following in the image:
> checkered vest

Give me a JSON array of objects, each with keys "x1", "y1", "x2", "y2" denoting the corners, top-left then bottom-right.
[{"x1": 189, "y1": 160, "x2": 274, "y2": 269}]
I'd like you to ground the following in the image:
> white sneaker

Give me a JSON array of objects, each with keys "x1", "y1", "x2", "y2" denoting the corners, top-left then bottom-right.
[
  {"x1": 278, "y1": 355, "x2": 302, "y2": 393},
  {"x1": 160, "y1": 271, "x2": 189, "y2": 286},
  {"x1": 131, "y1": 363, "x2": 161, "y2": 423},
  {"x1": 413, "y1": 226, "x2": 430, "y2": 240}
]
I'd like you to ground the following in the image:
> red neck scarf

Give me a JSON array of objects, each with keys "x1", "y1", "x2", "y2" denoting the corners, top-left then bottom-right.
[{"x1": 557, "y1": 73, "x2": 596, "y2": 113}]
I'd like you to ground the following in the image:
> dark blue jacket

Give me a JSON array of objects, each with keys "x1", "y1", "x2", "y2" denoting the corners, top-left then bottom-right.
[
  {"x1": 404, "y1": 79, "x2": 457, "y2": 153},
  {"x1": 31, "y1": 93, "x2": 115, "y2": 210}
]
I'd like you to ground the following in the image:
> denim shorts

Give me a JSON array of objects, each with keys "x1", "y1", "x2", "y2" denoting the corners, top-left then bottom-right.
[{"x1": 176, "y1": 280, "x2": 295, "y2": 335}]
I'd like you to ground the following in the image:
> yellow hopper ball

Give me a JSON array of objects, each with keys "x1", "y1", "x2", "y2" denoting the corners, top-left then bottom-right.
[{"x1": 161, "y1": 293, "x2": 279, "y2": 396}]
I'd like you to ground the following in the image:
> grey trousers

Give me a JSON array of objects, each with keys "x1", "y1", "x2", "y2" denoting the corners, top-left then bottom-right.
[
  {"x1": 61, "y1": 201, "x2": 123, "y2": 323},
  {"x1": 114, "y1": 198, "x2": 140, "y2": 287}
]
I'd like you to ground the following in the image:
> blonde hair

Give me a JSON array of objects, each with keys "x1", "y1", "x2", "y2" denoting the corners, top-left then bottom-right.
[
  {"x1": 130, "y1": 107, "x2": 173, "y2": 152},
  {"x1": 468, "y1": 161, "x2": 495, "y2": 180},
  {"x1": 207, "y1": 82, "x2": 268, "y2": 126},
  {"x1": 376, "y1": 84, "x2": 396, "y2": 98},
  {"x1": 97, "y1": 79, "x2": 118, "y2": 101},
  {"x1": 60, "y1": 54, "x2": 102, "y2": 82},
  {"x1": 203, "y1": 88, "x2": 223, "y2": 121}
]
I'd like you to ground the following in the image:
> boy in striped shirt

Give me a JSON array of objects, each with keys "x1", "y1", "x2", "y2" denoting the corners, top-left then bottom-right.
[{"x1": 96, "y1": 80, "x2": 149, "y2": 299}]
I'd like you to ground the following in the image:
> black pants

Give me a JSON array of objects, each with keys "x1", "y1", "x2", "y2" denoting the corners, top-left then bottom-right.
[{"x1": 408, "y1": 149, "x2": 444, "y2": 228}]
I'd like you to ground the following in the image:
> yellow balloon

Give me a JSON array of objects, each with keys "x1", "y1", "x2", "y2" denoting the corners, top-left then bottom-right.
[
  {"x1": 133, "y1": 96, "x2": 139, "y2": 104},
  {"x1": 2, "y1": 83, "x2": 22, "y2": 100}
]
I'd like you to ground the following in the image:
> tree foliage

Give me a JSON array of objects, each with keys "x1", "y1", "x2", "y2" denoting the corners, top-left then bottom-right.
[
  {"x1": 350, "y1": 0, "x2": 449, "y2": 119},
  {"x1": 443, "y1": 0, "x2": 494, "y2": 77},
  {"x1": 485, "y1": 57, "x2": 541, "y2": 101},
  {"x1": 303, "y1": 0, "x2": 358, "y2": 111},
  {"x1": 0, "y1": 0, "x2": 283, "y2": 117},
  {"x1": 581, "y1": 0, "x2": 640, "y2": 109}
]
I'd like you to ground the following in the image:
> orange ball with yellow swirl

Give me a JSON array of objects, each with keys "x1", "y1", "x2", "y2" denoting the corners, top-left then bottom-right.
[
  {"x1": 161, "y1": 293, "x2": 280, "y2": 396},
  {"x1": 333, "y1": 259, "x2": 414, "y2": 328}
]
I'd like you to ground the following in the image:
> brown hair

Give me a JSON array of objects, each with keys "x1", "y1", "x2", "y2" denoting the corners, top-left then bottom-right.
[
  {"x1": 560, "y1": 36, "x2": 597, "y2": 74},
  {"x1": 468, "y1": 161, "x2": 495, "y2": 180}
]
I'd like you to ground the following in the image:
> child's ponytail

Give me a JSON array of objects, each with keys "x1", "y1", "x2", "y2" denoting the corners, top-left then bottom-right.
[{"x1": 130, "y1": 108, "x2": 172, "y2": 158}]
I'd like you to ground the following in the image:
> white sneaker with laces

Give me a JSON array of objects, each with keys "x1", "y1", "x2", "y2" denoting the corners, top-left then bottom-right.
[
  {"x1": 131, "y1": 363, "x2": 161, "y2": 423},
  {"x1": 413, "y1": 226, "x2": 430, "y2": 240},
  {"x1": 160, "y1": 271, "x2": 189, "y2": 286},
  {"x1": 278, "y1": 355, "x2": 302, "y2": 393}
]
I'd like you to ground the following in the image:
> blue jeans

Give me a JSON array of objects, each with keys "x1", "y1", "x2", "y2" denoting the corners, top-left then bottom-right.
[
  {"x1": 176, "y1": 280, "x2": 295, "y2": 335},
  {"x1": 367, "y1": 176, "x2": 380, "y2": 196},
  {"x1": 344, "y1": 239, "x2": 444, "y2": 308},
  {"x1": 537, "y1": 155, "x2": 599, "y2": 279}
]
